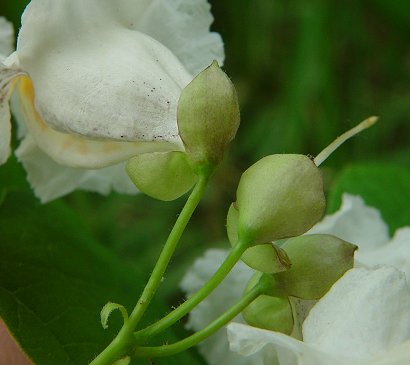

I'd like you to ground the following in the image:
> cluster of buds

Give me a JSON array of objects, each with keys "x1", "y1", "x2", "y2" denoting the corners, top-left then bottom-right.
[
  {"x1": 227, "y1": 136, "x2": 369, "y2": 333},
  {"x1": 127, "y1": 60, "x2": 372, "y2": 335}
]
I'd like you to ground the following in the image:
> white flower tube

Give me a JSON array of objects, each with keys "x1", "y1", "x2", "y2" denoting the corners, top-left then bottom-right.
[{"x1": 0, "y1": 0, "x2": 224, "y2": 202}]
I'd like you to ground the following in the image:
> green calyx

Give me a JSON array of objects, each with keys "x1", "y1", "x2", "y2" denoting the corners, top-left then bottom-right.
[
  {"x1": 242, "y1": 295, "x2": 294, "y2": 334},
  {"x1": 126, "y1": 151, "x2": 197, "y2": 201},
  {"x1": 177, "y1": 60, "x2": 240, "y2": 170},
  {"x1": 227, "y1": 203, "x2": 291, "y2": 273},
  {"x1": 242, "y1": 272, "x2": 293, "y2": 334},
  {"x1": 235, "y1": 154, "x2": 326, "y2": 244},
  {"x1": 275, "y1": 234, "x2": 357, "y2": 299}
]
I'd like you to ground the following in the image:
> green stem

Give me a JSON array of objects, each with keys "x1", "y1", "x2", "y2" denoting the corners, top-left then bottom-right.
[
  {"x1": 134, "y1": 284, "x2": 262, "y2": 358},
  {"x1": 89, "y1": 174, "x2": 209, "y2": 365},
  {"x1": 127, "y1": 174, "x2": 210, "y2": 328},
  {"x1": 134, "y1": 239, "x2": 249, "y2": 341}
]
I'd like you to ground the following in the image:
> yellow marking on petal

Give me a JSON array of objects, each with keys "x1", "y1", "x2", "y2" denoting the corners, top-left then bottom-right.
[
  {"x1": 102, "y1": 143, "x2": 122, "y2": 153},
  {"x1": 10, "y1": 72, "x2": 176, "y2": 168},
  {"x1": 18, "y1": 76, "x2": 48, "y2": 131},
  {"x1": 76, "y1": 140, "x2": 89, "y2": 155}
]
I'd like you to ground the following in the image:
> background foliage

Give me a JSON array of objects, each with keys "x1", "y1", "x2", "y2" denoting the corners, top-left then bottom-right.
[{"x1": 0, "y1": 1, "x2": 409, "y2": 364}]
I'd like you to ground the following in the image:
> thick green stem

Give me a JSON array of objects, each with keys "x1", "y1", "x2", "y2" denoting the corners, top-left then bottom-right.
[
  {"x1": 89, "y1": 174, "x2": 209, "y2": 365},
  {"x1": 134, "y1": 239, "x2": 249, "y2": 341},
  {"x1": 134, "y1": 284, "x2": 262, "y2": 358}
]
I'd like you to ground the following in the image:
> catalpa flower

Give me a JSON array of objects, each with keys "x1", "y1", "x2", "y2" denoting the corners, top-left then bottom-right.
[
  {"x1": 181, "y1": 194, "x2": 410, "y2": 365},
  {"x1": 228, "y1": 267, "x2": 410, "y2": 365},
  {"x1": 0, "y1": 0, "x2": 224, "y2": 202}
]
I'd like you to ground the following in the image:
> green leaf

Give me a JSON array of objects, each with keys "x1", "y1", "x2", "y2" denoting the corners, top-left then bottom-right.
[
  {"x1": 0, "y1": 155, "x2": 30, "y2": 206},
  {"x1": 0, "y1": 191, "x2": 205, "y2": 365},
  {"x1": 328, "y1": 163, "x2": 410, "y2": 234}
]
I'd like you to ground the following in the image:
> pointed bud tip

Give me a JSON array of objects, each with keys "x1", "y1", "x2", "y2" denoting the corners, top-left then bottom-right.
[{"x1": 177, "y1": 61, "x2": 240, "y2": 169}]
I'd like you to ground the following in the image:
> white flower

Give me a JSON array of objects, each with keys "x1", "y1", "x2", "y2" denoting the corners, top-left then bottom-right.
[
  {"x1": 181, "y1": 194, "x2": 410, "y2": 365},
  {"x1": 0, "y1": 0, "x2": 224, "y2": 202},
  {"x1": 308, "y1": 194, "x2": 410, "y2": 279},
  {"x1": 228, "y1": 267, "x2": 410, "y2": 365}
]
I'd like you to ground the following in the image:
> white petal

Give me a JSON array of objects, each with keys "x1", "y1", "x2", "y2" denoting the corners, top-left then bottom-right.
[
  {"x1": 136, "y1": 0, "x2": 224, "y2": 75},
  {"x1": 0, "y1": 65, "x2": 26, "y2": 165},
  {"x1": 289, "y1": 298, "x2": 317, "y2": 340},
  {"x1": 16, "y1": 135, "x2": 136, "y2": 203},
  {"x1": 0, "y1": 17, "x2": 14, "y2": 60},
  {"x1": 367, "y1": 340, "x2": 410, "y2": 365},
  {"x1": 180, "y1": 249, "x2": 254, "y2": 365},
  {"x1": 227, "y1": 323, "x2": 344, "y2": 365},
  {"x1": 11, "y1": 76, "x2": 179, "y2": 168},
  {"x1": 308, "y1": 194, "x2": 389, "y2": 251},
  {"x1": 303, "y1": 267, "x2": 410, "y2": 362},
  {"x1": 356, "y1": 227, "x2": 410, "y2": 281},
  {"x1": 15, "y1": 0, "x2": 193, "y2": 144}
]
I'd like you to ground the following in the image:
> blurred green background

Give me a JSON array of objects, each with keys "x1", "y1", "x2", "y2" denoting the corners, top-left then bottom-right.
[
  {"x1": 1, "y1": 0, "x2": 409, "y2": 288},
  {"x1": 0, "y1": 2, "x2": 409, "y2": 362}
]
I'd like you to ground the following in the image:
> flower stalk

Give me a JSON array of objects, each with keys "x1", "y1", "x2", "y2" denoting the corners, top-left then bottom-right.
[
  {"x1": 89, "y1": 172, "x2": 210, "y2": 365},
  {"x1": 134, "y1": 237, "x2": 250, "y2": 340},
  {"x1": 134, "y1": 276, "x2": 267, "y2": 358}
]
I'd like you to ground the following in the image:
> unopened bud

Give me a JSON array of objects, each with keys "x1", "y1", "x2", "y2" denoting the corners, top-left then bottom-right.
[
  {"x1": 236, "y1": 154, "x2": 325, "y2": 244},
  {"x1": 276, "y1": 234, "x2": 357, "y2": 299},
  {"x1": 177, "y1": 61, "x2": 240, "y2": 172},
  {"x1": 242, "y1": 273, "x2": 293, "y2": 334}
]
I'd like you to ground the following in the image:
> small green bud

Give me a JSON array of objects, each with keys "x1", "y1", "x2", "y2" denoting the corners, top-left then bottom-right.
[
  {"x1": 236, "y1": 154, "x2": 325, "y2": 244},
  {"x1": 177, "y1": 61, "x2": 240, "y2": 171},
  {"x1": 242, "y1": 295, "x2": 294, "y2": 334},
  {"x1": 126, "y1": 151, "x2": 196, "y2": 201},
  {"x1": 275, "y1": 234, "x2": 357, "y2": 299},
  {"x1": 227, "y1": 204, "x2": 291, "y2": 273},
  {"x1": 242, "y1": 273, "x2": 293, "y2": 334}
]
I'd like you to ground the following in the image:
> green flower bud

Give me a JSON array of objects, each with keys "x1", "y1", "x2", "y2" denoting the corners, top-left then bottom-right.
[
  {"x1": 126, "y1": 151, "x2": 196, "y2": 201},
  {"x1": 236, "y1": 154, "x2": 325, "y2": 244},
  {"x1": 275, "y1": 234, "x2": 357, "y2": 299},
  {"x1": 242, "y1": 273, "x2": 293, "y2": 334},
  {"x1": 243, "y1": 295, "x2": 294, "y2": 334},
  {"x1": 227, "y1": 204, "x2": 291, "y2": 273},
  {"x1": 177, "y1": 61, "x2": 240, "y2": 172}
]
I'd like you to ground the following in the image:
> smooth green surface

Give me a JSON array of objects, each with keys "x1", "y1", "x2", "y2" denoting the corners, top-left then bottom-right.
[
  {"x1": 227, "y1": 203, "x2": 291, "y2": 273},
  {"x1": 236, "y1": 154, "x2": 325, "y2": 243},
  {"x1": 126, "y1": 152, "x2": 196, "y2": 201},
  {"x1": 276, "y1": 234, "x2": 356, "y2": 300},
  {"x1": 328, "y1": 164, "x2": 410, "y2": 234},
  {"x1": 242, "y1": 295, "x2": 293, "y2": 334},
  {"x1": 177, "y1": 61, "x2": 240, "y2": 167}
]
